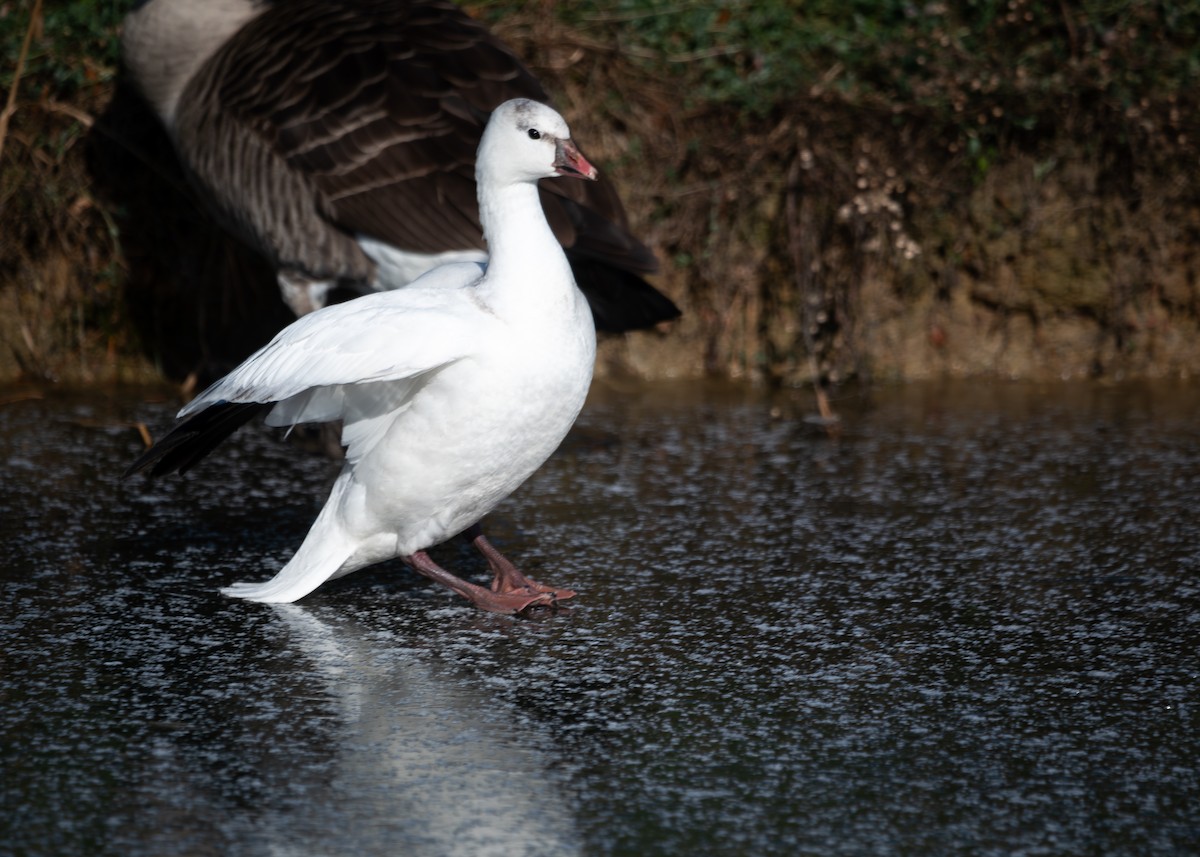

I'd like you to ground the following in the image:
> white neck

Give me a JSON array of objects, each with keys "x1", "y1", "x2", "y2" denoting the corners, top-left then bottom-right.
[{"x1": 477, "y1": 180, "x2": 574, "y2": 304}]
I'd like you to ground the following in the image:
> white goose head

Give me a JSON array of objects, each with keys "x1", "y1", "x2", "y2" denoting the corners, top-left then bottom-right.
[{"x1": 476, "y1": 99, "x2": 599, "y2": 189}]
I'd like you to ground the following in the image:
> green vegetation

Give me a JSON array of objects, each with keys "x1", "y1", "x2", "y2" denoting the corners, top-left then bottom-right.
[
  {"x1": 0, "y1": 1, "x2": 123, "y2": 96},
  {"x1": 490, "y1": 0, "x2": 1199, "y2": 161}
]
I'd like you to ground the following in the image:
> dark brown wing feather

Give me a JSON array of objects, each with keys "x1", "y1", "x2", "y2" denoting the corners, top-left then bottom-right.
[
  {"x1": 177, "y1": 0, "x2": 677, "y2": 329},
  {"x1": 251, "y1": 0, "x2": 542, "y2": 256}
]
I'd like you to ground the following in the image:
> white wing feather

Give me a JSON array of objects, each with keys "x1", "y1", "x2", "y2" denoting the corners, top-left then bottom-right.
[{"x1": 180, "y1": 264, "x2": 488, "y2": 423}]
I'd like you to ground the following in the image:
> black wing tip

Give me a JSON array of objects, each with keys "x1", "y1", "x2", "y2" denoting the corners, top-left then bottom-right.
[
  {"x1": 122, "y1": 452, "x2": 160, "y2": 480},
  {"x1": 569, "y1": 256, "x2": 682, "y2": 333},
  {"x1": 123, "y1": 401, "x2": 269, "y2": 480}
]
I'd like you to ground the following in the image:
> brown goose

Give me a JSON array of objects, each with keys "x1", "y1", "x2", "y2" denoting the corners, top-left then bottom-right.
[{"x1": 121, "y1": 0, "x2": 679, "y2": 330}]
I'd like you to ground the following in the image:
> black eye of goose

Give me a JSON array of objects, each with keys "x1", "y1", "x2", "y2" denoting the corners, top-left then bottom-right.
[{"x1": 527, "y1": 128, "x2": 541, "y2": 140}]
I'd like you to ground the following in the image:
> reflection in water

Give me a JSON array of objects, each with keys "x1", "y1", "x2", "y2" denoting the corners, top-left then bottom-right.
[
  {"x1": 260, "y1": 605, "x2": 581, "y2": 857},
  {"x1": 0, "y1": 393, "x2": 580, "y2": 857},
  {"x1": 1, "y1": 381, "x2": 1198, "y2": 855}
]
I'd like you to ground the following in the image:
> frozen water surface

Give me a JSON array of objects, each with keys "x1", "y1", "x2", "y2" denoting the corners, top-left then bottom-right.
[{"x1": 2, "y1": 380, "x2": 1198, "y2": 855}]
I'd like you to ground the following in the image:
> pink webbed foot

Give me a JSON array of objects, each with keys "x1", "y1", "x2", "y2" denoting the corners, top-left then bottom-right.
[
  {"x1": 467, "y1": 527, "x2": 576, "y2": 603},
  {"x1": 403, "y1": 550, "x2": 568, "y2": 615}
]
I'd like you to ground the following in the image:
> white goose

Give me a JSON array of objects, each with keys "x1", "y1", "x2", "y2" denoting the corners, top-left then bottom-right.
[
  {"x1": 121, "y1": 0, "x2": 679, "y2": 331},
  {"x1": 126, "y1": 99, "x2": 596, "y2": 613}
]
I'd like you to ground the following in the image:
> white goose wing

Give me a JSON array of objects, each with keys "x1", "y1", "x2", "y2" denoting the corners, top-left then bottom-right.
[{"x1": 181, "y1": 264, "x2": 488, "y2": 428}]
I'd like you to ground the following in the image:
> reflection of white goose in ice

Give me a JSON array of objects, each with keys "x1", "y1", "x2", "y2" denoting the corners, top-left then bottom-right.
[{"x1": 262, "y1": 604, "x2": 581, "y2": 857}]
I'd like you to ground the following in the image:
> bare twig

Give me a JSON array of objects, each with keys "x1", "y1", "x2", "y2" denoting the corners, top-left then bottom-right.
[
  {"x1": 43, "y1": 100, "x2": 96, "y2": 129},
  {"x1": 1058, "y1": 0, "x2": 1079, "y2": 60},
  {"x1": 0, "y1": 0, "x2": 44, "y2": 165},
  {"x1": 785, "y1": 157, "x2": 841, "y2": 439},
  {"x1": 0, "y1": 391, "x2": 44, "y2": 406},
  {"x1": 618, "y1": 44, "x2": 743, "y2": 64}
]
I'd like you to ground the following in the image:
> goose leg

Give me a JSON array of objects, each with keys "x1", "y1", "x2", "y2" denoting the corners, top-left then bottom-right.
[
  {"x1": 464, "y1": 524, "x2": 577, "y2": 601},
  {"x1": 404, "y1": 551, "x2": 561, "y2": 614}
]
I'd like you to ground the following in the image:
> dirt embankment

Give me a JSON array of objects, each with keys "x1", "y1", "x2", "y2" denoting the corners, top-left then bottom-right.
[
  {"x1": 2, "y1": 6, "x2": 1197, "y2": 388},
  {"x1": 525, "y1": 13, "x2": 1200, "y2": 386}
]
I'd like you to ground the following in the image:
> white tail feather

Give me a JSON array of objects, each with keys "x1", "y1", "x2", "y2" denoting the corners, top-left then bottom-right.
[{"x1": 221, "y1": 482, "x2": 356, "y2": 603}]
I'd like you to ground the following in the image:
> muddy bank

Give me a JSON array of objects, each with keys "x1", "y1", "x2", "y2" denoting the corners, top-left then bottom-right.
[{"x1": 2, "y1": 4, "x2": 1197, "y2": 387}]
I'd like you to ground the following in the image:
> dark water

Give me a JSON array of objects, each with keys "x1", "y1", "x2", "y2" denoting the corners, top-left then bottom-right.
[{"x1": 2, "y1": 380, "x2": 1197, "y2": 856}]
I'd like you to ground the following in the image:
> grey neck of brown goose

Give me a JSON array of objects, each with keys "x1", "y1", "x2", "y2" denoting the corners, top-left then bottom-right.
[{"x1": 121, "y1": 0, "x2": 267, "y2": 128}]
